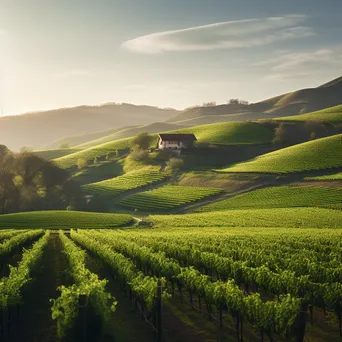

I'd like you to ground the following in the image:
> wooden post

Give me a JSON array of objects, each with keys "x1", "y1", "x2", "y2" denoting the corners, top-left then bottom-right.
[
  {"x1": 296, "y1": 300, "x2": 308, "y2": 342},
  {"x1": 156, "y1": 279, "x2": 162, "y2": 342},
  {"x1": 79, "y1": 295, "x2": 88, "y2": 342}
]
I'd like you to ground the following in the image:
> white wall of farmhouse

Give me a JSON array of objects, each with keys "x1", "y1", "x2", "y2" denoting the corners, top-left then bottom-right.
[{"x1": 158, "y1": 139, "x2": 187, "y2": 150}]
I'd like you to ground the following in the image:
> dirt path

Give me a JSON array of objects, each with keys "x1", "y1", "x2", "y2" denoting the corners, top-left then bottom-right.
[
  {"x1": 83, "y1": 253, "x2": 156, "y2": 342},
  {"x1": 8, "y1": 233, "x2": 69, "y2": 342}
]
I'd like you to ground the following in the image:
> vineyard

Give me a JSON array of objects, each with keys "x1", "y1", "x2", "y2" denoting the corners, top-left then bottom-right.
[
  {"x1": 118, "y1": 185, "x2": 222, "y2": 211},
  {"x1": 198, "y1": 185, "x2": 342, "y2": 211},
  {"x1": 0, "y1": 227, "x2": 341, "y2": 342},
  {"x1": 0, "y1": 211, "x2": 133, "y2": 229},
  {"x1": 149, "y1": 207, "x2": 342, "y2": 228},
  {"x1": 82, "y1": 169, "x2": 167, "y2": 196},
  {"x1": 221, "y1": 134, "x2": 342, "y2": 174}
]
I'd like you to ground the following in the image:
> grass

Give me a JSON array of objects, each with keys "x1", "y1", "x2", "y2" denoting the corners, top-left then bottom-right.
[
  {"x1": 276, "y1": 104, "x2": 342, "y2": 125},
  {"x1": 0, "y1": 211, "x2": 133, "y2": 229},
  {"x1": 148, "y1": 207, "x2": 342, "y2": 228},
  {"x1": 83, "y1": 169, "x2": 167, "y2": 196},
  {"x1": 54, "y1": 121, "x2": 274, "y2": 169},
  {"x1": 118, "y1": 185, "x2": 222, "y2": 211},
  {"x1": 306, "y1": 172, "x2": 342, "y2": 181},
  {"x1": 198, "y1": 185, "x2": 342, "y2": 211},
  {"x1": 220, "y1": 134, "x2": 342, "y2": 174},
  {"x1": 175, "y1": 122, "x2": 274, "y2": 145}
]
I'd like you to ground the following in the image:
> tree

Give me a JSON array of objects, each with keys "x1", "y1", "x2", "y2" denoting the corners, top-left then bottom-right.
[
  {"x1": 130, "y1": 147, "x2": 148, "y2": 162},
  {"x1": 167, "y1": 158, "x2": 184, "y2": 172},
  {"x1": 273, "y1": 124, "x2": 289, "y2": 146},
  {"x1": 59, "y1": 143, "x2": 70, "y2": 149},
  {"x1": 202, "y1": 101, "x2": 216, "y2": 107},
  {"x1": 77, "y1": 158, "x2": 88, "y2": 169},
  {"x1": 0, "y1": 145, "x2": 9, "y2": 164},
  {"x1": 130, "y1": 132, "x2": 151, "y2": 150}
]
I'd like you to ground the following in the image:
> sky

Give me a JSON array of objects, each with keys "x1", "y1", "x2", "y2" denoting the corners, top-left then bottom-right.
[{"x1": 1, "y1": 0, "x2": 342, "y2": 115}]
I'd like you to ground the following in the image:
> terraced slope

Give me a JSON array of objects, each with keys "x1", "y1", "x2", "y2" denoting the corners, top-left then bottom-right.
[
  {"x1": 199, "y1": 186, "x2": 342, "y2": 211},
  {"x1": 276, "y1": 104, "x2": 342, "y2": 124},
  {"x1": 118, "y1": 185, "x2": 222, "y2": 211},
  {"x1": 149, "y1": 207, "x2": 342, "y2": 228},
  {"x1": 0, "y1": 211, "x2": 133, "y2": 229},
  {"x1": 221, "y1": 134, "x2": 342, "y2": 174},
  {"x1": 82, "y1": 169, "x2": 167, "y2": 196}
]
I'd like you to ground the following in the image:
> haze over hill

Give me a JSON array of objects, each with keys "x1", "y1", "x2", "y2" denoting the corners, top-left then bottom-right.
[
  {"x1": 168, "y1": 76, "x2": 342, "y2": 124},
  {"x1": 0, "y1": 103, "x2": 179, "y2": 151}
]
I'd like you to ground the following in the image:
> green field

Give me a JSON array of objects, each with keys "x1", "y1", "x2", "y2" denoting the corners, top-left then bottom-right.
[
  {"x1": 0, "y1": 211, "x2": 133, "y2": 229},
  {"x1": 277, "y1": 104, "x2": 342, "y2": 124},
  {"x1": 175, "y1": 121, "x2": 274, "y2": 145},
  {"x1": 118, "y1": 185, "x2": 222, "y2": 211},
  {"x1": 149, "y1": 207, "x2": 342, "y2": 228},
  {"x1": 199, "y1": 185, "x2": 342, "y2": 211},
  {"x1": 82, "y1": 169, "x2": 167, "y2": 196},
  {"x1": 221, "y1": 134, "x2": 342, "y2": 174}
]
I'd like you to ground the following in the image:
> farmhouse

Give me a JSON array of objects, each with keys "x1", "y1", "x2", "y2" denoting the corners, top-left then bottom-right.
[{"x1": 157, "y1": 133, "x2": 197, "y2": 153}]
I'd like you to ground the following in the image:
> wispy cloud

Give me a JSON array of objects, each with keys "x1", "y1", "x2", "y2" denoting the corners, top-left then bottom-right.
[
  {"x1": 259, "y1": 49, "x2": 339, "y2": 70},
  {"x1": 121, "y1": 15, "x2": 314, "y2": 54}
]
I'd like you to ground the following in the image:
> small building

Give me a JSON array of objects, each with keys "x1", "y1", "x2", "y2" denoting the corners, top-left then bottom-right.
[{"x1": 157, "y1": 133, "x2": 197, "y2": 154}]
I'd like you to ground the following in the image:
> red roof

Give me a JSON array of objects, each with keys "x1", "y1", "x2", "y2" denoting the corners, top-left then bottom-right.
[{"x1": 158, "y1": 133, "x2": 197, "y2": 141}]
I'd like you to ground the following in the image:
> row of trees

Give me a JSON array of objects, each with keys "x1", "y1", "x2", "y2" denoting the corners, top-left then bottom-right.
[{"x1": 0, "y1": 145, "x2": 83, "y2": 214}]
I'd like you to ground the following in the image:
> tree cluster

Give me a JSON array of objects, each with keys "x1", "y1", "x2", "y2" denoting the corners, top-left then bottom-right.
[
  {"x1": 0, "y1": 145, "x2": 83, "y2": 214},
  {"x1": 273, "y1": 121, "x2": 335, "y2": 147}
]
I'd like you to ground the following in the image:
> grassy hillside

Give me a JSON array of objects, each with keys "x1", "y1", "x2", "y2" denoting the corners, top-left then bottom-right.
[
  {"x1": 276, "y1": 104, "x2": 342, "y2": 124},
  {"x1": 75, "y1": 122, "x2": 187, "y2": 149},
  {"x1": 54, "y1": 121, "x2": 275, "y2": 169},
  {"x1": 33, "y1": 148, "x2": 81, "y2": 160},
  {"x1": 0, "y1": 211, "x2": 133, "y2": 229},
  {"x1": 199, "y1": 185, "x2": 342, "y2": 211},
  {"x1": 149, "y1": 207, "x2": 342, "y2": 228},
  {"x1": 177, "y1": 122, "x2": 274, "y2": 145},
  {"x1": 221, "y1": 134, "x2": 342, "y2": 174},
  {"x1": 0, "y1": 103, "x2": 178, "y2": 151}
]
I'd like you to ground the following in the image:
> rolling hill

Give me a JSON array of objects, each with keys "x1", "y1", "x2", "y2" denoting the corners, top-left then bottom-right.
[
  {"x1": 54, "y1": 121, "x2": 275, "y2": 168},
  {"x1": 167, "y1": 76, "x2": 342, "y2": 124},
  {"x1": 275, "y1": 104, "x2": 342, "y2": 125},
  {"x1": 0, "y1": 103, "x2": 179, "y2": 151},
  {"x1": 220, "y1": 134, "x2": 342, "y2": 174}
]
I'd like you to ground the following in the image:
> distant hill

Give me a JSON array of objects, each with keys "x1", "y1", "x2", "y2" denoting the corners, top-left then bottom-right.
[
  {"x1": 0, "y1": 103, "x2": 179, "y2": 150},
  {"x1": 167, "y1": 76, "x2": 342, "y2": 124},
  {"x1": 42, "y1": 126, "x2": 136, "y2": 150}
]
